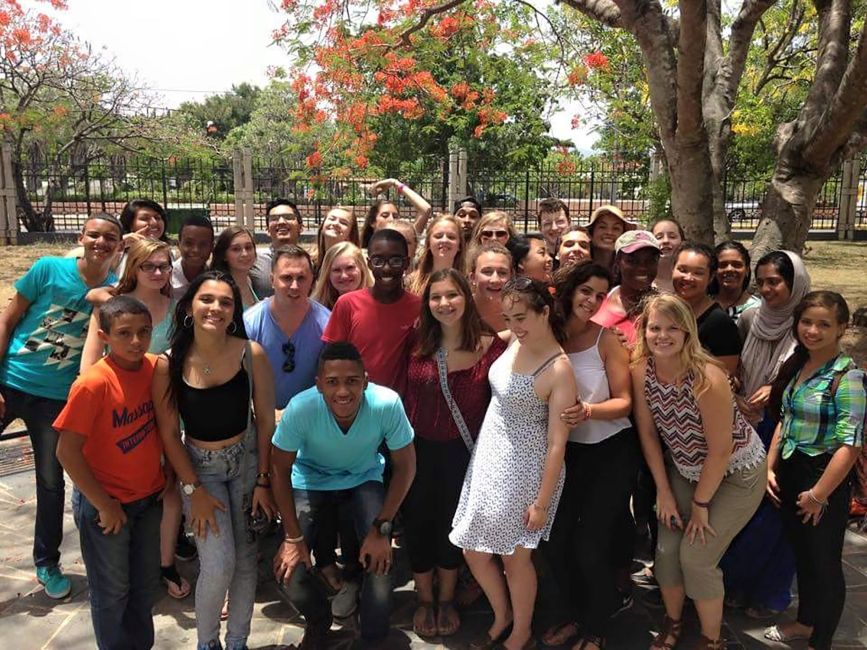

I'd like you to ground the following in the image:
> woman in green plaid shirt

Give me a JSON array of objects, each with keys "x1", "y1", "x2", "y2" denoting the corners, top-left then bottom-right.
[{"x1": 765, "y1": 291, "x2": 865, "y2": 650}]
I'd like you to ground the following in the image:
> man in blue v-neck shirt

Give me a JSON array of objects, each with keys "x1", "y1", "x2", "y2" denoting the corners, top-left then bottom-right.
[{"x1": 270, "y1": 341, "x2": 416, "y2": 648}]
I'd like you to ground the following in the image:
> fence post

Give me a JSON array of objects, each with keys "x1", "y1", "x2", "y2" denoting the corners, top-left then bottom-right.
[
  {"x1": 233, "y1": 149, "x2": 244, "y2": 226},
  {"x1": 447, "y1": 147, "x2": 467, "y2": 210},
  {"x1": 523, "y1": 169, "x2": 530, "y2": 230},
  {"x1": 242, "y1": 148, "x2": 255, "y2": 229},
  {"x1": 0, "y1": 141, "x2": 17, "y2": 244},
  {"x1": 838, "y1": 156, "x2": 859, "y2": 241},
  {"x1": 83, "y1": 162, "x2": 91, "y2": 216}
]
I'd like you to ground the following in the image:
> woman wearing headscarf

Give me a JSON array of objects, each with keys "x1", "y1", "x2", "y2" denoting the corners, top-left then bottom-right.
[{"x1": 720, "y1": 250, "x2": 811, "y2": 620}]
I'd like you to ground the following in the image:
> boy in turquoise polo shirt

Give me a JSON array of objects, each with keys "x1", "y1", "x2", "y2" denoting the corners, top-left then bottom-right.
[
  {"x1": 271, "y1": 341, "x2": 416, "y2": 648},
  {"x1": 0, "y1": 213, "x2": 123, "y2": 598}
]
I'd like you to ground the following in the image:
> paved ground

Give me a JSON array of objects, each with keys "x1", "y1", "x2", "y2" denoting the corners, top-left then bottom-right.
[{"x1": 1, "y1": 461, "x2": 866, "y2": 649}]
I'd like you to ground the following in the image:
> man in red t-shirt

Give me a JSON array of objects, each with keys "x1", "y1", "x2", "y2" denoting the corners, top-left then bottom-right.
[
  {"x1": 323, "y1": 228, "x2": 421, "y2": 396},
  {"x1": 55, "y1": 296, "x2": 169, "y2": 650}
]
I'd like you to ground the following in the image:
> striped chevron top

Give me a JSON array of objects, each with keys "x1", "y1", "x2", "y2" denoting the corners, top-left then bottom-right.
[{"x1": 645, "y1": 358, "x2": 766, "y2": 482}]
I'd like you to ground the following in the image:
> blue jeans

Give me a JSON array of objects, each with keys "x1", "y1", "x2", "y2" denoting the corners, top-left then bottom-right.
[
  {"x1": 0, "y1": 384, "x2": 66, "y2": 568},
  {"x1": 183, "y1": 439, "x2": 258, "y2": 650},
  {"x1": 72, "y1": 489, "x2": 162, "y2": 650},
  {"x1": 286, "y1": 481, "x2": 391, "y2": 640}
]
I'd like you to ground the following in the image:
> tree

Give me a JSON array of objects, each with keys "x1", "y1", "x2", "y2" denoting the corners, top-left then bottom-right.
[
  {"x1": 0, "y1": 1, "x2": 165, "y2": 231},
  {"x1": 175, "y1": 83, "x2": 261, "y2": 140},
  {"x1": 275, "y1": 0, "x2": 867, "y2": 253}
]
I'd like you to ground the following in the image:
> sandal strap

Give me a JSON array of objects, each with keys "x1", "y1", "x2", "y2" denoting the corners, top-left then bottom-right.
[
  {"x1": 650, "y1": 616, "x2": 682, "y2": 649},
  {"x1": 160, "y1": 564, "x2": 182, "y2": 587}
]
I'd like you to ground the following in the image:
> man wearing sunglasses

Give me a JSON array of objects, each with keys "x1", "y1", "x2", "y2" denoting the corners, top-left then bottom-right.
[
  {"x1": 244, "y1": 245, "x2": 330, "y2": 409},
  {"x1": 250, "y1": 198, "x2": 305, "y2": 300},
  {"x1": 322, "y1": 228, "x2": 420, "y2": 397}
]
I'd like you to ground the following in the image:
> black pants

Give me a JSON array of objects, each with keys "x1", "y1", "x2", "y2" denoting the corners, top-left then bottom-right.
[
  {"x1": 779, "y1": 450, "x2": 852, "y2": 650},
  {"x1": 402, "y1": 436, "x2": 470, "y2": 573},
  {"x1": 540, "y1": 428, "x2": 640, "y2": 637}
]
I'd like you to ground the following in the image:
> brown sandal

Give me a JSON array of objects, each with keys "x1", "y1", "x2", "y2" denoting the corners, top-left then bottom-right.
[
  {"x1": 650, "y1": 616, "x2": 682, "y2": 650},
  {"x1": 694, "y1": 635, "x2": 725, "y2": 650}
]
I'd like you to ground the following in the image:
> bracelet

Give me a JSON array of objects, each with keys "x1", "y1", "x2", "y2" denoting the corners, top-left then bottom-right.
[
  {"x1": 692, "y1": 498, "x2": 711, "y2": 509},
  {"x1": 255, "y1": 482, "x2": 271, "y2": 489},
  {"x1": 256, "y1": 471, "x2": 270, "y2": 479},
  {"x1": 807, "y1": 489, "x2": 828, "y2": 507},
  {"x1": 284, "y1": 533, "x2": 304, "y2": 544},
  {"x1": 396, "y1": 181, "x2": 406, "y2": 193}
]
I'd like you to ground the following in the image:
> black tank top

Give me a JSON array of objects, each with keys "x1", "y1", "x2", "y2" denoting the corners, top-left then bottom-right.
[{"x1": 178, "y1": 367, "x2": 250, "y2": 442}]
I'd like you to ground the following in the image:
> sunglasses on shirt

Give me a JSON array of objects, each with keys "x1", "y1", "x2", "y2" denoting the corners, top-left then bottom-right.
[{"x1": 282, "y1": 341, "x2": 295, "y2": 373}]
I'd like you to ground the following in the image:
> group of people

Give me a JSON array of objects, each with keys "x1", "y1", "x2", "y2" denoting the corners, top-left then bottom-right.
[{"x1": 0, "y1": 187, "x2": 864, "y2": 650}]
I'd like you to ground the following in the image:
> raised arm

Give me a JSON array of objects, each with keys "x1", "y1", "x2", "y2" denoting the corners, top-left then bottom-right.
[
  {"x1": 80, "y1": 310, "x2": 106, "y2": 374},
  {"x1": 369, "y1": 178, "x2": 432, "y2": 234}
]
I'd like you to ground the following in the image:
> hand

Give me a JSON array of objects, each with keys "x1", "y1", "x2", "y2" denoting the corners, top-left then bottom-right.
[
  {"x1": 252, "y1": 485, "x2": 277, "y2": 521},
  {"x1": 685, "y1": 506, "x2": 717, "y2": 545},
  {"x1": 0, "y1": 391, "x2": 6, "y2": 420},
  {"x1": 560, "y1": 399, "x2": 590, "y2": 427},
  {"x1": 190, "y1": 488, "x2": 226, "y2": 539},
  {"x1": 766, "y1": 468, "x2": 781, "y2": 507},
  {"x1": 97, "y1": 498, "x2": 127, "y2": 535},
  {"x1": 656, "y1": 490, "x2": 683, "y2": 531},
  {"x1": 158, "y1": 465, "x2": 177, "y2": 501},
  {"x1": 523, "y1": 503, "x2": 548, "y2": 531},
  {"x1": 273, "y1": 540, "x2": 312, "y2": 585},
  {"x1": 367, "y1": 178, "x2": 397, "y2": 197},
  {"x1": 748, "y1": 385, "x2": 772, "y2": 409},
  {"x1": 359, "y1": 529, "x2": 392, "y2": 575},
  {"x1": 796, "y1": 490, "x2": 825, "y2": 526},
  {"x1": 609, "y1": 326, "x2": 630, "y2": 348},
  {"x1": 735, "y1": 394, "x2": 761, "y2": 421},
  {"x1": 123, "y1": 231, "x2": 147, "y2": 249},
  {"x1": 84, "y1": 286, "x2": 116, "y2": 307}
]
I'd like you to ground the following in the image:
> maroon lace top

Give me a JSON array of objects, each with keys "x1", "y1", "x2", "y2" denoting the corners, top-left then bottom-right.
[{"x1": 404, "y1": 336, "x2": 507, "y2": 443}]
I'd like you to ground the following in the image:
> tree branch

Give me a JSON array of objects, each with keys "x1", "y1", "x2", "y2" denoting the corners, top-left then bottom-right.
[
  {"x1": 725, "y1": 0, "x2": 777, "y2": 100},
  {"x1": 676, "y1": 0, "x2": 707, "y2": 140},
  {"x1": 804, "y1": 17, "x2": 867, "y2": 164},
  {"x1": 396, "y1": 0, "x2": 469, "y2": 47},
  {"x1": 800, "y1": 0, "x2": 850, "y2": 126},
  {"x1": 559, "y1": 0, "x2": 623, "y2": 28}
]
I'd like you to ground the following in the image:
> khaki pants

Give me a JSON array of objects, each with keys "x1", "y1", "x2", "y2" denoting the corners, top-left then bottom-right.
[{"x1": 655, "y1": 458, "x2": 767, "y2": 601}]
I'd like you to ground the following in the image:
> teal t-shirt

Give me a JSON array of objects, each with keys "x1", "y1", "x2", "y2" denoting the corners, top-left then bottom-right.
[
  {"x1": 0, "y1": 257, "x2": 116, "y2": 400},
  {"x1": 272, "y1": 383, "x2": 414, "y2": 490}
]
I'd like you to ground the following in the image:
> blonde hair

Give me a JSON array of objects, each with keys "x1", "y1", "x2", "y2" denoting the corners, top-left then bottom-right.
[
  {"x1": 471, "y1": 211, "x2": 518, "y2": 247},
  {"x1": 631, "y1": 293, "x2": 722, "y2": 398},
  {"x1": 408, "y1": 214, "x2": 466, "y2": 294},
  {"x1": 311, "y1": 241, "x2": 372, "y2": 309},
  {"x1": 315, "y1": 206, "x2": 360, "y2": 266},
  {"x1": 117, "y1": 239, "x2": 173, "y2": 297}
]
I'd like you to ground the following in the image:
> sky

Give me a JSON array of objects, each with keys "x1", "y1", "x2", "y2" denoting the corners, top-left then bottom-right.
[{"x1": 31, "y1": 0, "x2": 598, "y2": 152}]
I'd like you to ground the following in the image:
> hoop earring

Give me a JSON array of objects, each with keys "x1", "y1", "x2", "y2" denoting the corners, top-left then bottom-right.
[
  {"x1": 227, "y1": 321, "x2": 238, "y2": 334},
  {"x1": 183, "y1": 315, "x2": 193, "y2": 329}
]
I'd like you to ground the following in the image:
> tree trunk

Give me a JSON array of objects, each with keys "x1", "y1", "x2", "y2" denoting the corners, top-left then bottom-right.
[
  {"x1": 11, "y1": 158, "x2": 55, "y2": 233},
  {"x1": 750, "y1": 170, "x2": 824, "y2": 261},
  {"x1": 667, "y1": 139, "x2": 716, "y2": 244}
]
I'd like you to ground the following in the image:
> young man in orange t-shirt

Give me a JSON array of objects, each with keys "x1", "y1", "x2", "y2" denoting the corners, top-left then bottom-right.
[{"x1": 55, "y1": 295, "x2": 169, "y2": 649}]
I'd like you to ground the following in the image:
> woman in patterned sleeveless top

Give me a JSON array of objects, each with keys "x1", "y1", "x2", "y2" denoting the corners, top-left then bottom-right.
[{"x1": 631, "y1": 294, "x2": 766, "y2": 650}]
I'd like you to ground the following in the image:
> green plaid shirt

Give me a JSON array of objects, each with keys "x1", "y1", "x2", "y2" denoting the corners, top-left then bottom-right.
[{"x1": 780, "y1": 355, "x2": 866, "y2": 459}]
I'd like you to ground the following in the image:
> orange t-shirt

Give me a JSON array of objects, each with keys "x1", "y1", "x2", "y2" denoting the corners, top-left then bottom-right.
[{"x1": 53, "y1": 354, "x2": 164, "y2": 503}]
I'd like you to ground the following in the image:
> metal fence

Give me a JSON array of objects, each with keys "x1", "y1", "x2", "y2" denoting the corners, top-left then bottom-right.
[{"x1": 17, "y1": 153, "x2": 867, "y2": 234}]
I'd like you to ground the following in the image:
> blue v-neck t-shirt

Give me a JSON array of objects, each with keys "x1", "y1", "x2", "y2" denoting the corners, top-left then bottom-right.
[{"x1": 272, "y1": 382, "x2": 414, "y2": 490}]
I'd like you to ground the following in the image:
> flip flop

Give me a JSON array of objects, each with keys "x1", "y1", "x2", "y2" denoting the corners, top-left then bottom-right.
[
  {"x1": 160, "y1": 565, "x2": 191, "y2": 599},
  {"x1": 764, "y1": 624, "x2": 810, "y2": 643}
]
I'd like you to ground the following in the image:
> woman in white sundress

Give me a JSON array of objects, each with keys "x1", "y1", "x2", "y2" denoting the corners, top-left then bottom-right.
[{"x1": 450, "y1": 277, "x2": 576, "y2": 650}]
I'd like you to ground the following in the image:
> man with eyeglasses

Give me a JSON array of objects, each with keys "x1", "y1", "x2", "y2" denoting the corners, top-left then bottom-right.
[
  {"x1": 322, "y1": 228, "x2": 420, "y2": 397},
  {"x1": 244, "y1": 245, "x2": 329, "y2": 409},
  {"x1": 250, "y1": 198, "x2": 305, "y2": 300}
]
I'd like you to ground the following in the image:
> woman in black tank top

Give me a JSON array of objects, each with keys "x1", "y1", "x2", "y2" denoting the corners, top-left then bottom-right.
[{"x1": 153, "y1": 271, "x2": 276, "y2": 650}]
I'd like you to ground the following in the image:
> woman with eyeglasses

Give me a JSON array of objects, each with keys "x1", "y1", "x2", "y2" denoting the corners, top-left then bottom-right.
[
  {"x1": 407, "y1": 215, "x2": 466, "y2": 294},
  {"x1": 451, "y1": 277, "x2": 576, "y2": 650},
  {"x1": 471, "y1": 211, "x2": 518, "y2": 249},
  {"x1": 79, "y1": 238, "x2": 194, "y2": 600},
  {"x1": 153, "y1": 271, "x2": 277, "y2": 650},
  {"x1": 211, "y1": 226, "x2": 260, "y2": 310}
]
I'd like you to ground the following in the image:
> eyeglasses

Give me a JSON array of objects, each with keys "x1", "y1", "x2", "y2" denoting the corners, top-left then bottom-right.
[
  {"x1": 369, "y1": 255, "x2": 406, "y2": 269},
  {"x1": 140, "y1": 263, "x2": 172, "y2": 274},
  {"x1": 282, "y1": 340, "x2": 296, "y2": 373},
  {"x1": 269, "y1": 213, "x2": 300, "y2": 225},
  {"x1": 480, "y1": 230, "x2": 509, "y2": 239}
]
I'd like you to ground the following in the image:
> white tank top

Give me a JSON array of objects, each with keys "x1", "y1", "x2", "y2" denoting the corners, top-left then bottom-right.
[{"x1": 567, "y1": 328, "x2": 632, "y2": 444}]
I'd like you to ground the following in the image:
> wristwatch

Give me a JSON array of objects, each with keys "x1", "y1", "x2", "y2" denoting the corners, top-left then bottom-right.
[
  {"x1": 181, "y1": 480, "x2": 201, "y2": 496},
  {"x1": 372, "y1": 518, "x2": 393, "y2": 537}
]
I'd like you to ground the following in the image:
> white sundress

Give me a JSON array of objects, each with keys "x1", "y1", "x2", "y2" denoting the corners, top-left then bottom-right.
[{"x1": 449, "y1": 343, "x2": 565, "y2": 555}]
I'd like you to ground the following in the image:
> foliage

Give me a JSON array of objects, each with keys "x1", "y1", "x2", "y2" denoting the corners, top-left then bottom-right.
[{"x1": 175, "y1": 83, "x2": 262, "y2": 140}]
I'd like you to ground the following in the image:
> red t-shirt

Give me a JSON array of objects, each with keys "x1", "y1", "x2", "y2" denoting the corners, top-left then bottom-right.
[
  {"x1": 53, "y1": 354, "x2": 164, "y2": 503},
  {"x1": 322, "y1": 288, "x2": 421, "y2": 396}
]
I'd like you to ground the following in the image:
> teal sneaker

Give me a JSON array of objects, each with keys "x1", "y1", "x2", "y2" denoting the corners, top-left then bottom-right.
[{"x1": 36, "y1": 565, "x2": 71, "y2": 599}]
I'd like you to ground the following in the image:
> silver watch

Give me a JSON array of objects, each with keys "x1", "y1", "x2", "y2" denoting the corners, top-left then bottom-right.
[{"x1": 181, "y1": 480, "x2": 201, "y2": 496}]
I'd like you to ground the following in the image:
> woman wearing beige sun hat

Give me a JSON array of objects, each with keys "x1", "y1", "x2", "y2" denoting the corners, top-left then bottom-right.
[{"x1": 588, "y1": 205, "x2": 637, "y2": 273}]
